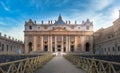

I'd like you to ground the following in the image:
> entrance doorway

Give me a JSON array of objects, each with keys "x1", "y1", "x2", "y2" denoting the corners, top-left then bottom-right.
[
  {"x1": 85, "y1": 42, "x2": 90, "y2": 52},
  {"x1": 28, "y1": 42, "x2": 32, "y2": 52},
  {"x1": 44, "y1": 45, "x2": 48, "y2": 52},
  {"x1": 70, "y1": 45, "x2": 74, "y2": 52}
]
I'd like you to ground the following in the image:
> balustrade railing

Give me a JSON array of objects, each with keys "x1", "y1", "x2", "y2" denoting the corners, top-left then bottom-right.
[
  {"x1": 64, "y1": 54, "x2": 120, "y2": 73},
  {"x1": 0, "y1": 54, "x2": 54, "y2": 73}
]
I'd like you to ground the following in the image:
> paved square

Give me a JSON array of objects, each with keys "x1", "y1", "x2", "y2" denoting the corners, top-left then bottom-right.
[{"x1": 35, "y1": 55, "x2": 86, "y2": 73}]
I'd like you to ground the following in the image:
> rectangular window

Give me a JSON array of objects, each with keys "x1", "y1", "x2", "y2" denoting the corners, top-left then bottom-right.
[
  {"x1": 29, "y1": 26, "x2": 32, "y2": 30},
  {"x1": 86, "y1": 26, "x2": 89, "y2": 30},
  {"x1": 2, "y1": 44, "x2": 4, "y2": 51},
  {"x1": 7, "y1": 45, "x2": 9, "y2": 51},
  {"x1": 0, "y1": 42, "x2": 1, "y2": 47}
]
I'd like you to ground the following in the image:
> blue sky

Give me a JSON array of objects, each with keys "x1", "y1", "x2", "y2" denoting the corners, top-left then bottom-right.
[{"x1": 0, "y1": 0, "x2": 120, "y2": 41}]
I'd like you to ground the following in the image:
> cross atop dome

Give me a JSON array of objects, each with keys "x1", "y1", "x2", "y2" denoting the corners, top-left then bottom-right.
[{"x1": 54, "y1": 14, "x2": 66, "y2": 25}]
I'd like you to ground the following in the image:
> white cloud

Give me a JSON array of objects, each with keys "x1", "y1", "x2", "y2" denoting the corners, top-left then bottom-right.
[
  {"x1": 90, "y1": 0, "x2": 114, "y2": 11},
  {"x1": 110, "y1": 6, "x2": 120, "y2": 19},
  {"x1": 0, "y1": 1, "x2": 10, "y2": 11},
  {"x1": 0, "y1": 0, "x2": 120, "y2": 41},
  {"x1": 64, "y1": 8, "x2": 118, "y2": 32}
]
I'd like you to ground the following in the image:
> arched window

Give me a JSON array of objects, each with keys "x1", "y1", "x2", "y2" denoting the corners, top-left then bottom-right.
[{"x1": 44, "y1": 45, "x2": 48, "y2": 52}]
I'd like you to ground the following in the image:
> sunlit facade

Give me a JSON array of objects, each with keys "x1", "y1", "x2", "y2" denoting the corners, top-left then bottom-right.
[{"x1": 24, "y1": 15, "x2": 93, "y2": 53}]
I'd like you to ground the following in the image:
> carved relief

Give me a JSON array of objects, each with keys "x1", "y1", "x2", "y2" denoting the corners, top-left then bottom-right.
[{"x1": 51, "y1": 26, "x2": 68, "y2": 31}]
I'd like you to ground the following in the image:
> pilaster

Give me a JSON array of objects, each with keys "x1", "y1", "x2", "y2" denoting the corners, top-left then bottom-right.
[{"x1": 33, "y1": 36, "x2": 37, "y2": 51}]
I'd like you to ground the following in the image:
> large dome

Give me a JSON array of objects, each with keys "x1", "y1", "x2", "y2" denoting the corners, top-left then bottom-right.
[{"x1": 54, "y1": 15, "x2": 66, "y2": 25}]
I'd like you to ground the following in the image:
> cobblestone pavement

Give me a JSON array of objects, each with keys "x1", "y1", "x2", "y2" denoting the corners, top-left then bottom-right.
[{"x1": 35, "y1": 55, "x2": 86, "y2": 73}]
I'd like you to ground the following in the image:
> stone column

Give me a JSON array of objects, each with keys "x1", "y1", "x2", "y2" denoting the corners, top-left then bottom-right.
[
  {"x1": 41, "y1": 35, "x2": 43, "y2": 52},
  {"x1": 75, "y1": 35, "x2": 77, "y2": 52},
  {"x1": 50, "y1": 35, "x2": 52, "y2": 52},
  {"x1": 24, "y1": 36, "x2": 29, "y2": 53},
  {"x1": 55, "y1": 36, "x2": 57, "y2": 52},
  {"x1": 48, "y1": 35, "x2": 50, "y2": 52},
  {"x1": 66, "y1": 36, "x2": 68, "y2": 52},
  {"x1": 68, "y1": 35, "x2": 70, "y2": 52},
  {"x1": 33, "y1": 36, "x2": 37, "y2": 51},
  {"x1": 81, "y1": 36, "x2": 85, "y2": 52}
]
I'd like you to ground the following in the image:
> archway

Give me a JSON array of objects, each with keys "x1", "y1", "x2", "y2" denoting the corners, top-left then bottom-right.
[
  {"x1": 85, "y1": 42, "x2": 90, "y2": 52},
  {"x1": 28, "y1": 42, "x2": 32, "y2": 52},
  {"x1": 44, "y1": 45, "x2": 48, "y2": 52}
]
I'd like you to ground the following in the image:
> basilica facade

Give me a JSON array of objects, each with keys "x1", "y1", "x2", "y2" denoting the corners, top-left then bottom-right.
[{"x1": 24, "y1": 15, "x2": 93, "y2": 53}]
